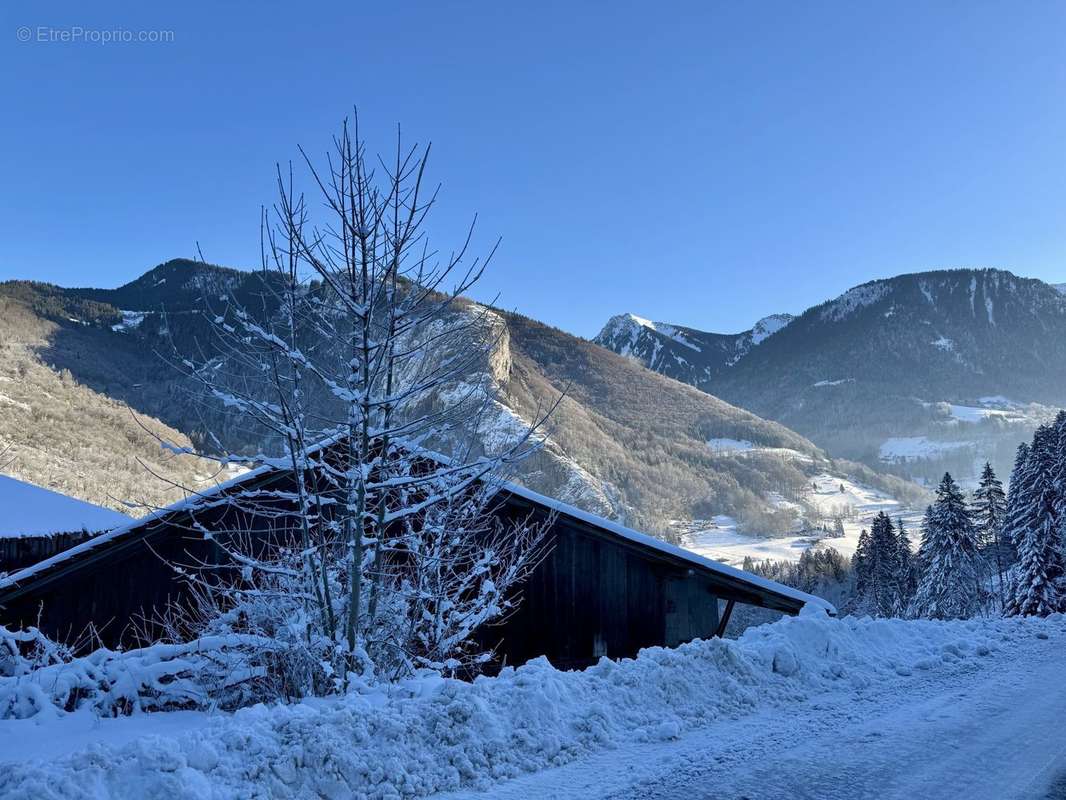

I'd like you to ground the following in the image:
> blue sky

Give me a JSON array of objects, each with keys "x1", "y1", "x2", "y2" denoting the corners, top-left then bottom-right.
[{"x1": 3, "y1": 2, "x2": 1066, "y2": 338}]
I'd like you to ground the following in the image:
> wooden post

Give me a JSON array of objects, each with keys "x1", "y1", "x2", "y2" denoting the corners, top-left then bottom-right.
[{"x1": 714, "y1": 598, "x2": 735, "y2": 638}]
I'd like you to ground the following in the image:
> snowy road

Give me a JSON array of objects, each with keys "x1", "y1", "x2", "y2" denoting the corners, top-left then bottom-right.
[{"x1": 436, "y1": 630, "x2": 1066, "y2": 800}]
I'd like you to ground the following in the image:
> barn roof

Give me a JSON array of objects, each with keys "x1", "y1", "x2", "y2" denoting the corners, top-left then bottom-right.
[
  {"x1": 0, "y1": 448, "x2": 835, "y2": 617},
  {"x1": 0, "y1": 474, "x2": 133, "y2": 539}
]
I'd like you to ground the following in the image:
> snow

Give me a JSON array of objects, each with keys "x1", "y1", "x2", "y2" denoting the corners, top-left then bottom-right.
[
  {"x1": 110, "y1": 310, "x2": 146, "y2": 333},
  {"x1": 683, "y1": 516, "x2": 817, "y2": 563},
  {"x1": 0, "y1": 393, "x2": 31, "y2": 412},
  {"x1": 0, "y1": 475, "x2": 132, "y2": 538},
  {"x1": 3, "y1": 613, "x2": 1062, "y2": 799},
  {"x1": 880, "y1": 436, "x2": 974, "y2": 462},
  {"x1": 617, "y1": 314, "x2": 702, "y2": 353},
  {"x1": 433, "y1": 617, "x2": 1066, "y2": 800},
  {"x1": 748, "y1": 313, "x2": 793, "y2": 344},
  {"x1": 706, "y1": 437, "x2": 755, "y2": 453},
  {"x1": 705, "y1": 439, "x2": 811, "y2": 462},
  {"x1": 820, "y1": 283, "x2": 890, "y2": 322},
  {"x1": 946, "y1": 404, "x2": 1015, "y2": 424},
  {"x1": 977, "y1": 395, "x2": 1018, "y2": 407},
  {"x1": 931, "y1": 336, "x2": 955, "y2": 351},
  {"x1": 0, "y1": 460, "x2": 274, "y2": 588},
  {"x1": 683, "y1": 474, "x2": 920, "y2": 563},
  {"x1": 812, "y1": 378, "x2": 853, "y2": 387},
  {"x1": 0, "y1": 437, "x2": 825, "y2": 616}
]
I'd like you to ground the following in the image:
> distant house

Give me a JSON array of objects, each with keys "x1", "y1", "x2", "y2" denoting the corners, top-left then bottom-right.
[
  {"x1": 0, "y1": 452, "x2": 832, "y2": 668},
  {"x1": 0, "y1": 474, "x2": 133, "y2": 574}
]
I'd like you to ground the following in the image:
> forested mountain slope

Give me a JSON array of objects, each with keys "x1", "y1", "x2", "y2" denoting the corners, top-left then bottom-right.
[
  {"x1": 0, "y1": 260, "x2": 919, "y2": 536},
  {"x1": 597, "y1": 269, "x2": 1066, "y2": 484}
]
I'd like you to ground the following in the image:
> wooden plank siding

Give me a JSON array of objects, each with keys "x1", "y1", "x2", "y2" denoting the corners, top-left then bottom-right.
[{"x1": 0, "y1": 460, "x2": 819, "y2": 670}]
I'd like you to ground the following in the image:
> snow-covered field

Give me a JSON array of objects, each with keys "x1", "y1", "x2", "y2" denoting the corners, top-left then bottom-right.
[
  {"x1": 4, "y1": 612, "x2": 1063, "y2": 799},
  {"x1": 682, "y1": 473, "x2": 922, "y2": 564},
  {"x1": 880, "y1": 435, "x2": 975, "y2": 462},
  {"x1": 705, "y1": 438, "x2": 812, "y2": 461}
]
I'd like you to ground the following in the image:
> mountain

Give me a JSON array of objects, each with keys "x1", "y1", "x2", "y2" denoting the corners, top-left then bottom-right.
[
  {"x1": 594, "y1": 312, "x2": 794, "y2": 387},
  {"x1": 0, "y1": 290, "x2": 221, "y2": 513},
  {"x1": 595, "y1": 268, "x2": 1066, "y2": 485},
  {"x1": 0, "y1": 260, "x2": 920, "y2": 538}
]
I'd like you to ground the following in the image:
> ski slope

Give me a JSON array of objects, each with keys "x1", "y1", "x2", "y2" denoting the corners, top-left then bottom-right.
[{"x1": 683, "y1": 473, "x2": 922, "y2": 565}]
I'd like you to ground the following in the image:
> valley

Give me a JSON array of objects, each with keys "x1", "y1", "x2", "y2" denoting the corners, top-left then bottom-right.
[{"x1": 596, "y1": 268, "x2": 1066, "y2": 488}]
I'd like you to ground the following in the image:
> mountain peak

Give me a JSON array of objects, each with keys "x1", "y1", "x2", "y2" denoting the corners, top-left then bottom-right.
[{"x1": 594, "y1": 310, "x2": 795, "y2": 384}]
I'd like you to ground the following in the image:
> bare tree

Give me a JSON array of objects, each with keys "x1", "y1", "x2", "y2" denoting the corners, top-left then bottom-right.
[{"x1": 163, "y1": 115, "x2": 555, "y2": 695}]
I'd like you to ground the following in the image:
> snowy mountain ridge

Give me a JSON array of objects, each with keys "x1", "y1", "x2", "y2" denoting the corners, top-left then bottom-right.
[
  {"x1": 596, "y1": 268, "x2": 1066, "y2": 486},
  {"x1": 0, "y1": 260, "x2": 898, "y2": 537},
  {"x1": 593, "y1": 310, "x2": 795, "y2": 386}
]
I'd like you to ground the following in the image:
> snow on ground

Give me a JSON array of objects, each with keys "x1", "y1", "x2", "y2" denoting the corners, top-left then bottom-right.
[
  {"x1": 432, "y1": 616, "x2": 1066, "y2": 800},
  {"x1": 683, "y1": 474, "x2": 921, "y2": 565},
  {"x1": 110, "y1": 310, "x2": 146, "y2": 333},
  {"x1": 880, "y1": 436, "x2": 974, "y2": 462},
  {"x1": 682, "y1": 516, "x2": 818, "y2": 563},
  {"x1": 0, "y1": 393, "x2": 31, "y2": 412},
  {"x1": 706, "y1": 437, "x2": 755, "y2": 454},
  {"x1": 705, "y1": 439, "x2": 812, "y2": 462},
  {"x1": 3, "y1": 612, "x2": 1064, "y2": 800},
  {"x1": 0, "y1": 474, "x2": 132, "y2": 538},
  {"x1": 946, "y1": 407, "x2": 1019, "y2": 426}
]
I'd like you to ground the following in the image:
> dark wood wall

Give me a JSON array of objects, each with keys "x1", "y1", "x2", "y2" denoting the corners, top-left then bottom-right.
[
  {"x1": 2, "y1": 486, "x2": 721, "y2": 668},
  {"x1": 0, "y1": 531, "x2": 95, "y2": 574},
  {"x1": 481, "y1": 499, "x2": 720, "y2": 670}
]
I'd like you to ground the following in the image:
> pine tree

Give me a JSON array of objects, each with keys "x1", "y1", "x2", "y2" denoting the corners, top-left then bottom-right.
[
  {"x1": 1005, "y1": 425, "x2": 1066, "y2": 616},
  {"x1": 1001, "y1": 441, "x2": 1034, "y2": 559},
  {"x1": 911, "y1": 473, "x2": 982, "y2": 619},
  {"x1": 1050, "y1": 410, "x2": 1066, "y2": 520},
  {"x1": 971, "y1": 462, "x2": 1007, "y2": 607},
  {"x1": 896, "y1": 516, "x2": 916, "y2": 607},
  {"x1": 850, "y1": 527, "x2": 873, "y2": 613},
  {"x1": 869, "y1": 512, "x2": 900, "y2": 616},
  {"x1": 833, "y1": 517, "x2": 846, "y2": 539}
]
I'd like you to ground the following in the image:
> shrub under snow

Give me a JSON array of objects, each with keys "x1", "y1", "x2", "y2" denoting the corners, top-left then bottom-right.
[{"x1": 2, "y1": 609, "x2": 1063, "y2": 799}]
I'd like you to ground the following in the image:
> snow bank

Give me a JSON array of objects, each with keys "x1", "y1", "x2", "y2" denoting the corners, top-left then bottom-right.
[{"x1": 3, "y1": 613, "x2": 1061, "y2": 800}]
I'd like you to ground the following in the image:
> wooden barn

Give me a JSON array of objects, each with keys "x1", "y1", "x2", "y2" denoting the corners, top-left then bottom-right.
[{"x1": 0, "y1": 455, "x2": 832, "y2": 669}]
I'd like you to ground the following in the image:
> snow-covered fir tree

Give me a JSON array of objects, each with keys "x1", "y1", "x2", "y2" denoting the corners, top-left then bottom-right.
[
  {"x1": 896, "y1": 516, "x2": 916, "y2": 606},
  {"x1": 971, "y1": 462, "x2": 1007, "y2": 607},
  {"x1": 850, "y1": 527, "x2": 873, "y2": 613},
  {"x1": 848, "y1": 512, "x2": 911, "y2": 617},
  {"x1": 911, "y1": 473, "x2": 982, "y2": 620},
  {"x1": 868, "y1": 512, "x2": 901, "y2": 616},
  {"x1": 1001, "y1": 441, "x2": 1033, "y2": 562},
  {"x1": 1005, "y1": 425, "x2": 1066, "y2": 617}
]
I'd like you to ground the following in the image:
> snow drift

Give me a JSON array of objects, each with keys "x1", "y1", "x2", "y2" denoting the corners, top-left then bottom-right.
[{"x1": 2, "y1": 610, "x2": 1062, "y2": 800}]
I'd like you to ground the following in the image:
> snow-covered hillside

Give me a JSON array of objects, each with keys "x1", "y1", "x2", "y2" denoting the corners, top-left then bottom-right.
[
  {"x1": 597, "y1": 269, "x2": 1066, "y2": 489},
  {"x1": 681, "y1": 473, "x2": 923, "y2": 564},
  {"x1": 3, "y1": 613, "x2": 1063, "y2": 799},
  {"x1": 592, "y1": 310, "x2": 794, "y2": 385}
]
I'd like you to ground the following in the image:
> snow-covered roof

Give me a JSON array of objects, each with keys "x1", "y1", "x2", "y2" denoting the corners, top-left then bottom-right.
[
  {"x1": 0, "y1": 443, "x2": 835, "y2": 616},
  {"x1": 0, "y1": 475, "x2": 133, "y2": 539},
  {"x1": 0, "y1": 462, "x2": 274, "y2": 589},
  {"x1": 500, "y1": 481, "x2": 835, "y2": 615}
]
